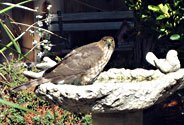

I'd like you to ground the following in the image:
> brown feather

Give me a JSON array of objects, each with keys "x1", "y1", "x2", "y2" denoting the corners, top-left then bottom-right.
[
  {"x1": 43, "y1": 41, "x2": 104, "y2": 84},
  {"x1": 13, "y1": 36, "x2": 115, "y2": 91},
  {"x1": 13, "y1": 78, "x2": 49, "y2": 91}
]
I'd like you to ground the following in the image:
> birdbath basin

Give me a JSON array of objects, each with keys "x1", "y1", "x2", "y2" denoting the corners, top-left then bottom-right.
[{"x1": 35, "y1": 68, "x2": 184, "y2": 125}]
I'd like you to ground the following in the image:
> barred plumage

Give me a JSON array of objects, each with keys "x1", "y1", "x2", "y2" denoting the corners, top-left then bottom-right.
[{"x1": 13, "y1": 36, "x2": 115, "y2": 91}]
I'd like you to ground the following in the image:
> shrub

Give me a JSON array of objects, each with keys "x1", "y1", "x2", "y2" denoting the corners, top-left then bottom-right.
[{"x1": 125, "y1": 0, "x2": 184, "y2": 41}]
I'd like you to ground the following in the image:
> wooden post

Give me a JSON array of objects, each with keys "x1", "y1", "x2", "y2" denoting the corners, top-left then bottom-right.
[
  {"x1": 92, "y1": 111, "x2": 143, "y2": 125},
  {"x1": 12, "y1": 1, "x2": 35, "y2": 61}
]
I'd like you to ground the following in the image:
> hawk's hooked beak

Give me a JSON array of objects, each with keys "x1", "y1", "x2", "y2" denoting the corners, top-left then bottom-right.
[{"x1": 106, "y1": 38, "x2": 114, "y2": 48}]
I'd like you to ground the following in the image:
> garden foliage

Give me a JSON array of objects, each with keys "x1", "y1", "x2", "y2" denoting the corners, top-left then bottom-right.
[
  {"x1": 125, "y1": 0, "x2": 184, "y2": 41},
  {"x1": 0, "y1": 1, "x2": 91, "y2": 124}
]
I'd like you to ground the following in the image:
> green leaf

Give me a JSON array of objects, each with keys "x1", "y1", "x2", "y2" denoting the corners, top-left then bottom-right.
[
  {"x1": 158, "y1": 3, "x2": 169, "y2": 15},
  {"x1": 148, "y1": 5, "x2": 160, "y2": 12},
  {"x1": 174, "y1": 0, "x2": 182, "y2": 6},
  {"x1": 156, "y1": 15, "x2": 167, "y2": 20},
  {"x1": 160, "y1": 28, "x2": 165, "y2": 32},
  {"x1": 170, "y1": 34, "x2": 181, "y2": 40},
  {"x1": 141, "y1": 14, "x2": 148, "y2": 18},
  {"x1": 0, "y1": 98, "x2": 36, "y2": 113}
]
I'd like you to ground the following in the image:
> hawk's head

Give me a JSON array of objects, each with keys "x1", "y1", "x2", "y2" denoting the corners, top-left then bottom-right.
[{"x1": 100, "y1": 36, "x2": 115, "y2": 50}]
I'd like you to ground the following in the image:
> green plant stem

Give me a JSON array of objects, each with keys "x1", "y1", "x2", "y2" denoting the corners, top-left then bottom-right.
[
  {"x1": 0, "y1": 41, "x2": 14, "y2": 53},
  {"x1": 0, "y1": 0, "x2": 33, "y2": 14},
  {"x1": 12, "y1": 21, "x2": 66, "y2": 39},
  {"x1": 2, "y1": 22, "x2": 21, "y2": 53},
  {"x1": 18, "y1": 43, "x2": 38, "y2": 61},
  {"x1": 0, "y1": 98, "x2": 36, "y2": 113},
  {"x1": 1, "y1": 2, "x2": 38, "y2": 13},
  {"x1": 0, "y1": 19, "x2": 21, "y2": 57},
  {"x1": 0, "y1": 19, "x2": 43, "y2": 60}
]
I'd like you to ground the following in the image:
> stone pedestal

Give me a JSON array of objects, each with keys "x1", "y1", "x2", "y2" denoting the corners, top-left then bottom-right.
[{"x1": 92, "y1": 111, "x2": 143, "y2": 125}]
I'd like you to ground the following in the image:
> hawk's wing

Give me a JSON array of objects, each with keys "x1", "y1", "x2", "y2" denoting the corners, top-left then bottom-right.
[{"x1": 43, "y1": 42, "x2": 104, "y2": 84}]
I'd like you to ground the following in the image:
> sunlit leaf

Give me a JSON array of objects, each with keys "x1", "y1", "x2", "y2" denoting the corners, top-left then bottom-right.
[
  {"x1": 158, "y1": 3, "x2": 169, "y2": 15},
  {"x1": 170, "y1": 34, "x2": 180, "y2": 40},
  {"x1": 141, "y1": 14, "x2": 148, "y2": 18},
  {"x1": 160, "y1": 28, "x2": 165, "y2": 32},
  {"x1": 156, "y1": 15, "x2": 167, "y2": 20},
  {"x1": 148, "y1": 5, "x2": 160, "y2": 12},
  {"x1": 174, "y1": 0, "x2": 182, "y2": 6}
]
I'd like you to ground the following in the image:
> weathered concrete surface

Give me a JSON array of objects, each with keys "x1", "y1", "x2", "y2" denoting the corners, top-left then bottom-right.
[
  {"x1": 35, "y1": 68, "x2": 184, "y2": 114},
  {"x1": 92, "y1": 111, "x2": 143, "y2": 125}
]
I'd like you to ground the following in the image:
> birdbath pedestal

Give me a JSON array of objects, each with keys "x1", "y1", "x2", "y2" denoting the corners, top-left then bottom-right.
[{"x1": 35, "y1": 68, "x2": 184, "y2": 125}]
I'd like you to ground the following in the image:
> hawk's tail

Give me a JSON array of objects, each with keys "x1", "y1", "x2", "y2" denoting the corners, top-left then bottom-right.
[{"x1": 12, "y1": 79, "x2": 43, "y2": 91}]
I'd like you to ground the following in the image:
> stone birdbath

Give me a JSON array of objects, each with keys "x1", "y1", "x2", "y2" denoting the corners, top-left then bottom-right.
[
  {"x1": 34, "y1": 67, "x2": 184, "y2": 125},
  {"x1": 21, "y1": 50, "x2": 182, "y2": 125}
]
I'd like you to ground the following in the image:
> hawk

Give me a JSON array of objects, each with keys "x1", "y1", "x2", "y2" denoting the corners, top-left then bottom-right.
[{"x1": 13, "y1": 36, "x2": 115, "y2": 91}]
